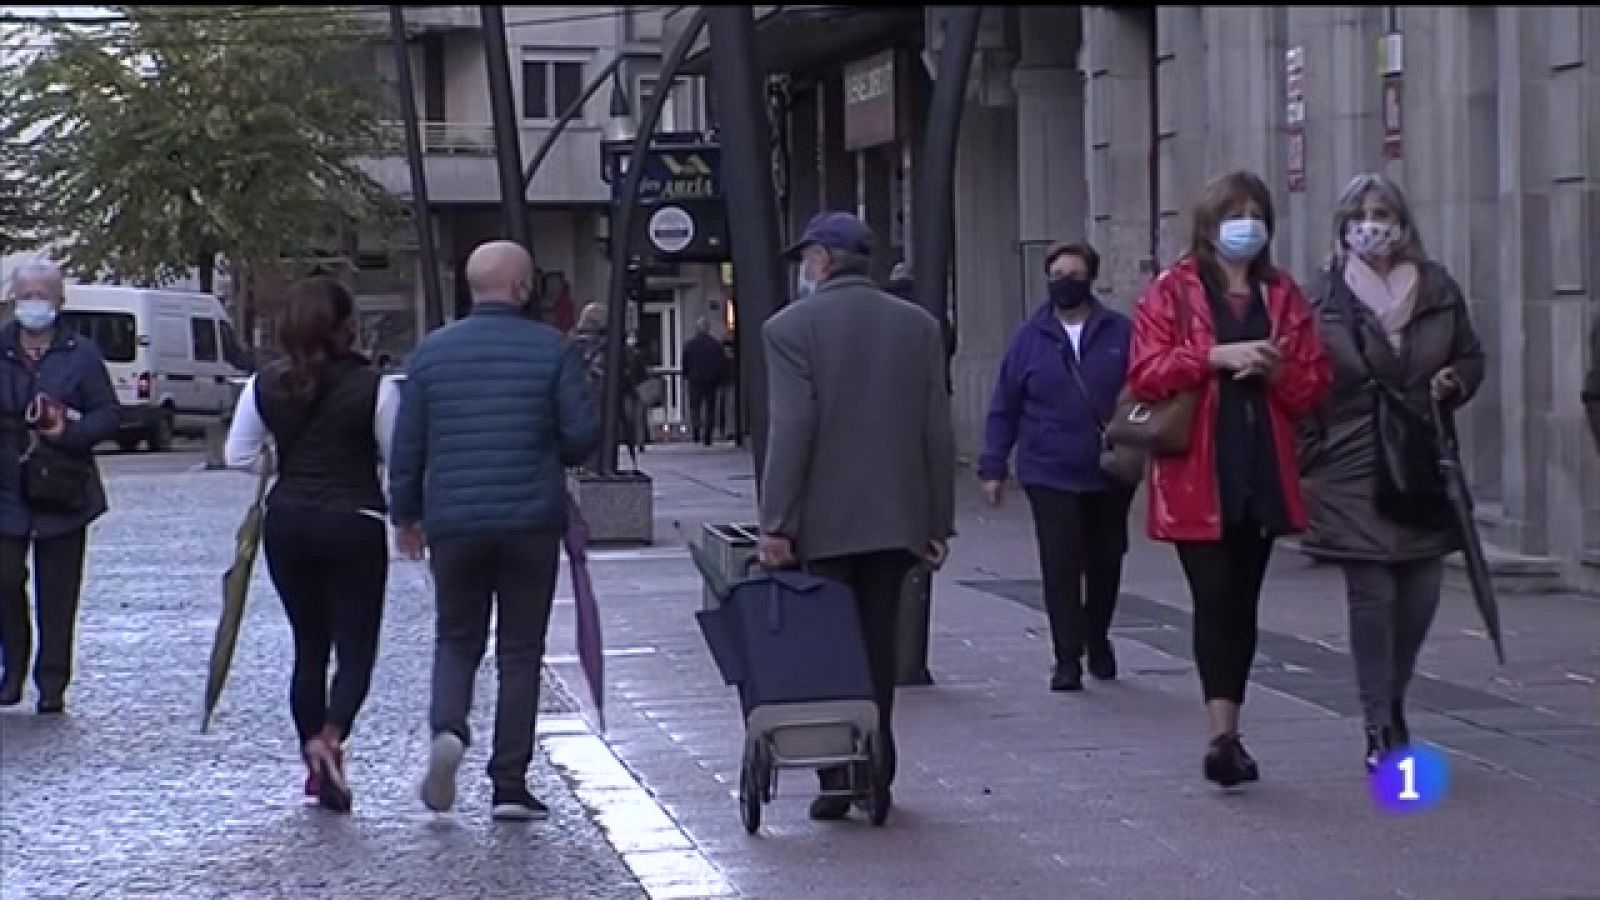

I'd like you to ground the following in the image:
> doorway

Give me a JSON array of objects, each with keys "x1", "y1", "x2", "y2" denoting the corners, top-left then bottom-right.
[{"x1": 636, "y1": 290, "x2": 683, "y2": 430}]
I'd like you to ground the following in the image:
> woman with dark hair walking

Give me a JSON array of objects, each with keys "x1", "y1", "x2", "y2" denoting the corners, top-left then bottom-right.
[
  {"x1": 1126, "y1": 171, "x2": 1331, "y2": 787},
  {"x1": 979, "y1": 242, "x2": 1135, "y2": 691},
  {"x1": 225, "y1": 277, "x2": 398, "y2": 812}
]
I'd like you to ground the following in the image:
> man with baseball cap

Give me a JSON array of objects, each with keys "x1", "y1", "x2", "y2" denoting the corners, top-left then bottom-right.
[{"x1": 758, "y1": 211, "x2": 957, "y2": 821}]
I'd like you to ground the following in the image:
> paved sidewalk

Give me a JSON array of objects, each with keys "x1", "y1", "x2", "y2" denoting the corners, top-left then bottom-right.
[
  {"x1": 544, "y1": 443, "x2": 1600, "y2": 900},
  {"x1": 1, "y1": 451, "x2": 643, "y2": 900}
]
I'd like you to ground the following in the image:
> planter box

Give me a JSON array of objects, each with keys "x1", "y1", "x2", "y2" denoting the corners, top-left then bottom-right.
[{"x1": 568, "y1": 470, "x2": 654, "y2": 546}]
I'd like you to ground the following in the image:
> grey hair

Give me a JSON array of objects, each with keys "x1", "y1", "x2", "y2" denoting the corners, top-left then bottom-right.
[
  {"x1": 824, "y1": 248, "x2": 873, "y2": 279},
  {"x1": 1330, "y1": 172, "x2": 1427, "y2": 265},
  {"x1": 6, "y1": 259, "x2": 65, "y2": 299}
]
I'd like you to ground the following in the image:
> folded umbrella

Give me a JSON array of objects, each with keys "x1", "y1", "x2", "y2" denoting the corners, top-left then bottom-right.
[
  {"x1": 201, "y1": 446, "x2": 275, "y2": 733},
  {"x1": 1433, "y1": 398, "x2": 1506, "y2": 664},
  {"x1": 563, "y1": 493, "x2": 606, "y2": 732}
]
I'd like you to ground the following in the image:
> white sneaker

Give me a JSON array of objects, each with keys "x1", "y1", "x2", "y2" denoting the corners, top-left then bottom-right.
[{"x1": 420, "y1": 732, "x2": 465, "y2": 813}]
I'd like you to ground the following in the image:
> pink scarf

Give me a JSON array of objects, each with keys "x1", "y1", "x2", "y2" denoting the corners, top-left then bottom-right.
[{"x1": 1343, "y1": 254, "x2": 1418, "y2": 349}]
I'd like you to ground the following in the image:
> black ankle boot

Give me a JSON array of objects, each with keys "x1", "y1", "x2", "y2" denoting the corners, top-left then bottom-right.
[
  {"x1": 1391, "y1": 702, "x2": 1411, "y2": 749},
  {"x1": 1364, "y1": 726, "x2": 1396, "y2": 773}
]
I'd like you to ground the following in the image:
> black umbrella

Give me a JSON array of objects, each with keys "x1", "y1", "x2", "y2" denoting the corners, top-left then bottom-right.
[{"x1": 1433, "y1": 397, "x2": 1506, "y2": 664}]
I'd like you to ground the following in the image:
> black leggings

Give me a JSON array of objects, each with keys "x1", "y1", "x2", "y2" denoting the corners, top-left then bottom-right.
[
  {"x1": 1175, "y1": 523, "x2": 1274, "y2": 704},
  {"x1": 262, "y1": 506, "x2": 388, "y2": 743}
]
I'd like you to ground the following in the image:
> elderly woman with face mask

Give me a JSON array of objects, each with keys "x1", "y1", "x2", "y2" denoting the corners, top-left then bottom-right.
[
  {"x1": 0, "y1": 261, "x2": 120, "y2": 714},
  {"x1": 1299, "y1": 173, "x2": 1485, "y2": 773}
]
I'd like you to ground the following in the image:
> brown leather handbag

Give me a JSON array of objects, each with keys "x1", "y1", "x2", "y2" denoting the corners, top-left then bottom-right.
[{"x1": 1103, "y1": 292, "x2": 1200, "y2": 459}]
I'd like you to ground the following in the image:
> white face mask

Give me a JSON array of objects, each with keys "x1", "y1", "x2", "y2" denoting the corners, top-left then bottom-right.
[
  {"x1": 1344, "y1": 220, "x2": 1402, "y2": 261},
  {"x1": 14, "y1": 296, "x2": 58, "y2": 332},
  {"x1": 795, "y1": 264, "x2": 817, "y2": 300}
]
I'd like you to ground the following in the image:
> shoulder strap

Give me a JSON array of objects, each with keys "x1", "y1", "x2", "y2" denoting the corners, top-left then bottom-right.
[{"x1": 1061, "y1": 339, "x2": 1109, "y2": 440}]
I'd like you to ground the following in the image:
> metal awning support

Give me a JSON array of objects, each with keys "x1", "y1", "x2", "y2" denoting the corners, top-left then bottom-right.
[{"x1": 389, "y1": 5, "x2": 445, "y2": 331}]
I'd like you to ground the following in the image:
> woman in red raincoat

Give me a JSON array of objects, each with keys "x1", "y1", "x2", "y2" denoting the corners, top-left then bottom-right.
[{"x1": 1126, "y1": 171, "x2": 1331, "y2": 788}]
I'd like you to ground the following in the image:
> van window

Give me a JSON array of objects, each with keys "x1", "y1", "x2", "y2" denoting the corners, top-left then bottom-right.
[
  {"x1": 191, "y1": 318, "x2": 219, "y2": 362},
  {"x1": 60, "y1": 312, "x2": 137, "y2": 363}
]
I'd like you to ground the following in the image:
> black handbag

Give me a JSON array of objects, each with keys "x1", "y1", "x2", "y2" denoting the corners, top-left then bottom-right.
[
  {"x1": 1337, "y1": 284, "x2": 1450, "y2": 529},
  {"x1": 21, "y1": 430, "x2": 94, "y2": 514}
]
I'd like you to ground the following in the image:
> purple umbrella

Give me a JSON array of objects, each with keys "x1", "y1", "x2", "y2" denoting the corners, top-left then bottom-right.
[{"x1": 563, "y1": 493, "x2": 606, "y2": 731}]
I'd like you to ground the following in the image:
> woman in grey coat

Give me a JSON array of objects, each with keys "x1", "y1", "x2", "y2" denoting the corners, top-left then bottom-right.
[{"x1": 1299, "y1": 173, "x2": 1486, "y2": 772}]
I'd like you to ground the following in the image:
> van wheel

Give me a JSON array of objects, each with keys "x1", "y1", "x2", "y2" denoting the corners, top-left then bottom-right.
[
  {"x1": 146, "y1": 413, "x2": 174, "y2": 452},
  {"x1": 116, "y1": 435, "x2": 141, "y2": 453}
]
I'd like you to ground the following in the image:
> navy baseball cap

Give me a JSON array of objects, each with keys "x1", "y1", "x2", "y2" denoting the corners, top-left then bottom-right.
[{"x1": 783, "y1": 211, "x2": 875, "y2": 260}]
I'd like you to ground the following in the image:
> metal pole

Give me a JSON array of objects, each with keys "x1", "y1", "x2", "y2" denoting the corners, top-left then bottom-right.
[
  {"x1": 480, "y1": 5, "x2": 531, "y2": 254},
  {"x1": 899, "y1": 6, "x2": 981, "y2": 688},
  {"x1": 522, "y1": 53, "x2": 625, "y2": 193},
  {"x1": 389, "y1": 6, "x2": 445, "y2": 332},
  {"x1": 598, "y1": 9, "x2": 710, "y2": 476},
  {"x1": 706, "y1": 6, "x2": 784, "y2": 492}
]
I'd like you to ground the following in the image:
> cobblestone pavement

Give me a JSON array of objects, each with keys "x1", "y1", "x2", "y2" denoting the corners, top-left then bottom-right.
[{"x1": 1, "y1": 450, "x2": 645, "y2": 900}]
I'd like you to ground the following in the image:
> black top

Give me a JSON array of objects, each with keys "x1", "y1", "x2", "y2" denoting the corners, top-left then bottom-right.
[
  {"x1": 1207, "y1": 284, "x2": 1291, "y2": 536},
  {"x1": 256, "y1": 354, "x2": 384, "y2": 515}
]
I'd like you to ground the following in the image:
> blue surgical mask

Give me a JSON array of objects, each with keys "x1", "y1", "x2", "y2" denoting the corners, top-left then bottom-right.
[
  {"x1": 1217, "y1": 218, "x2": 1269, "y2": 263},
  {"x1": 13, "y1": 297, "x2": 57, "y2": 332}
]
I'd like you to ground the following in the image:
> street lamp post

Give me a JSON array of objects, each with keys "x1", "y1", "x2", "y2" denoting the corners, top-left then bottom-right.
[
  {"x1": 481, "y1": 5, "x2": 532, "y2": 255},
  {"x1": 595, "y1": 8, "x2": 710, "y2": 477}
]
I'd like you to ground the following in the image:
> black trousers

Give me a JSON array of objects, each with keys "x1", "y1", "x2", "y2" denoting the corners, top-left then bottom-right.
[
  {"x1": 807, "y1": 549, "x2": 916, "y2": 791},
  {"x1": 687, "y1": 382, "x2": 718, "y2": 445},
  {"x1": 428, "y1": 532, "x2": 560, "y2": 791},
  {"x1": 0, "y1": 529, "x2": 89, "y2": 699},
  {"x1": 262, "y1": 507, "x2": 388, "y2": 744},
  {"x1": 1175, "y1": 523, "x2": 1275, "y2": 704},
  {"x1": 1023, "y1": 486, "x2": 1135, "y2": 666}
]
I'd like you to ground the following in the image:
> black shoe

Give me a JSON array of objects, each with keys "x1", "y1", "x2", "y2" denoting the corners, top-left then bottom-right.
[
  {"x1": 36, "y1": 696, "x2": 64, "y2": 715},
  {"x1": 1364, "y1": 725, "x2": 1397, "y2": 774},
  {"x1": 1203, "y1": 734, "x2": 1257, "y2": 787},
  {"x1": 1050, "y1": 660, "x2": 1084, "y2": 692},
  {"x1": 808, "y1": 795, "x2": 852, "y2": 821},
  {"x1": 491, "y1": 786, "x2": 550, "y2": 822},
  {"x1": 0, "y1": 677, "x2": 22, "y2": 708},
  {"x1": 1391, "y1": 702, "x2": 1411, "y2": 749},
  {"x1": 1086, "y1": 641, "x2": 1118, "y2": 681},
  {"x1": 1234, "y1": 736, "x2": 1260, "y2": 783}
]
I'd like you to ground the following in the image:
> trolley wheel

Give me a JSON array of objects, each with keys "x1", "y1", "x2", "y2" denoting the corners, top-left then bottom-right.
[
  {"x1": 864, "y1": 737, "x2": 892, "y2": 828},
  {"x1": 739, "y1": 746, "x2": 763, "y2": 835}
]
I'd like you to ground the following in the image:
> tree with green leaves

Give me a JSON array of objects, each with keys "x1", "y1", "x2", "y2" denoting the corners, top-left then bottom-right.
[{"x1": 0, "y1": 6, "x2": 400, "y2": 340}]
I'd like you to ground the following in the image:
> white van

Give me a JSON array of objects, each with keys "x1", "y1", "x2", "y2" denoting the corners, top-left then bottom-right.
[{"x1": 59, "y1": 285, "x2": 251, "y2": 451}]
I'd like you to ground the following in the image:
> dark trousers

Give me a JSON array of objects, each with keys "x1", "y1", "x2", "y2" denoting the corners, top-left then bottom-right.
[
  {"x1": 1175, "y1": 523, "x2": 1275, "y2": 703},
  {"x1": 429, "y1": 532, "x2": 560, "y2": 791},
  {"x1": 1341, "y1": 559, "x2": 1445, "y2": 731},
  {"x1": 0, "y1": 530, "x2": 89, "y2": 699},
  {"x1": 262, "y1": 507, "x2": 388, "y2": 743},
  {"x1": 687, "y1": 382, "x2": 718, "y2": 445},
  {"x1": 807, "y1": 549, "x2": 916, "y2": 791},
  {"x1": 1023, "y1": 485, "x2": 1135, "y2": 666}
]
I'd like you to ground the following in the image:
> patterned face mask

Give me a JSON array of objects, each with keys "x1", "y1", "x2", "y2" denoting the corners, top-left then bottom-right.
[{"x1": 1345, "y1": 220, "x2": 1402, "y2": 261}]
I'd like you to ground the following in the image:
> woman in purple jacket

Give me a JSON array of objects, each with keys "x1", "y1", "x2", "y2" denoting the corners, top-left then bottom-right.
[{"x1": 979, "y1": 243, "x2": 1135, "y2": 692}]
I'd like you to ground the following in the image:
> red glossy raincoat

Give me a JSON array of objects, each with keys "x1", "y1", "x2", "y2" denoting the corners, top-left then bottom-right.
[{"x1": 1127, "y1": 256, "x2": 1331, "y2": 543}]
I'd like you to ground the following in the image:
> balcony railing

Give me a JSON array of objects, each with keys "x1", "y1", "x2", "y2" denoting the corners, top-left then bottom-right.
[{"x1": 378, "y1": 120, "x2": 600, "y2": 157}]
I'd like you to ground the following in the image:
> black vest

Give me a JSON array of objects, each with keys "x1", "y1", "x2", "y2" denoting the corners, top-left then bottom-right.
[{"x1": 257, "y1": 355, "x2": 385, "y2": 515}]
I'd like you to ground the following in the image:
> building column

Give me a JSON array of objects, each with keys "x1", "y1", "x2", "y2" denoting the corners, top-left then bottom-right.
[
  {"x1": 1492, "y1": 6, "x2": 1554, "y2": 555},
  {"x1": 1084, "y1": 6, "x2": 1157, "y2": 305},
  {"x1": 1013, "y1": 64, "x2": 1086, "y2": 304},
  {"x1": 949, "y1": 97, "x2": 1019, "y2": 462},
  {"x1": 1540, "y1": 6, "x2": 1600, "y2": 576},
  {"x1": 1155, "y1": 6, "x2": 1206, "y2": 267}
]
